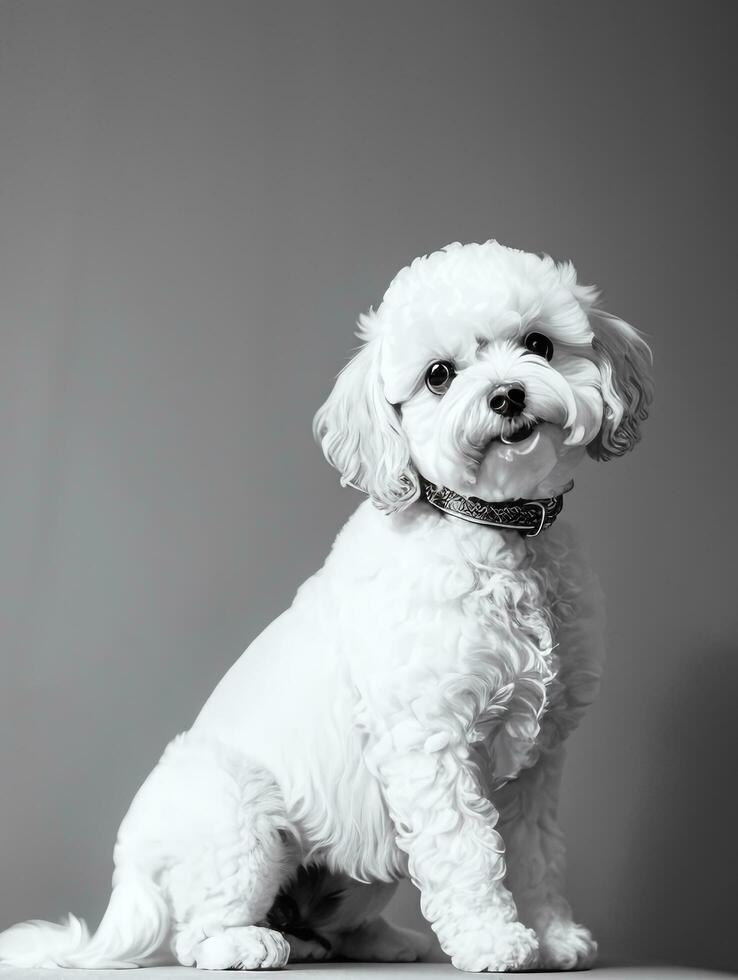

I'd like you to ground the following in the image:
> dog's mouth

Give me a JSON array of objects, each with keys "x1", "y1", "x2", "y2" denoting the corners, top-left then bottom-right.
[{"x1": 495, "y1": 418, "x2": 539, "y2": 446}]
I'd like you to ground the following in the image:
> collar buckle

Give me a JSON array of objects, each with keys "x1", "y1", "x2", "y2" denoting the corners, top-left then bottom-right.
[{"x1": 526, "y1": 500, "x2": 548, "y2": 537}]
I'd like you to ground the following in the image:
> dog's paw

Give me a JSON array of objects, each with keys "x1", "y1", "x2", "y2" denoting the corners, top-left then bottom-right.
[
  {"x1": 451, "y1": 921, "x2": 539, "y2": 973},
  {"x1": 536, "y1": 919, "x2": 597, "y2": 970},
  {"x1": 194, "y1": 926, "x2": 290, "y2": 970}
]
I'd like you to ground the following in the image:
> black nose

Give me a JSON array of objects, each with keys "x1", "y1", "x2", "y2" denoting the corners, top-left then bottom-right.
[{"x1": 490, "y1": 384, "x2": 526, "y2": 417}]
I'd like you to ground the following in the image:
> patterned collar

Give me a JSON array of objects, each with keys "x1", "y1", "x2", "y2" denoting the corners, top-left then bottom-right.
[{"x1": 419, "y1": 477, "x2": 571, "y2": 536}]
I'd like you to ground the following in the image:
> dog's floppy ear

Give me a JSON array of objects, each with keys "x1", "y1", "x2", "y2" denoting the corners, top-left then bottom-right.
[
  {"x1": 585, "y1": 306, "x2": 654, "y2": 461},
  {"x1": 313, "y1": 337, "x2": 420, "y2": 512}
]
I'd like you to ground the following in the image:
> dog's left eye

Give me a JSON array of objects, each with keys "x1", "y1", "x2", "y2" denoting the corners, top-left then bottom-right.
[
  {"x1": 523, "y1": 331, "x2": 554, "y2": 361},
  {"x1": 425, "y1": 360, "x2": 456, "y2": 395}
]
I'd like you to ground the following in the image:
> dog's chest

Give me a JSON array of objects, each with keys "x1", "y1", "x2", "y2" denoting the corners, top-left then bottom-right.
[
  {"x1": 449, "y1": 532, "x2": 559, "y2": 784},
  {"x1": 321, "y1": 503, "x2": 571, "y2": 779},
  {"x1": 359, "y1": 514, "x2": 561, "y2": 783}
]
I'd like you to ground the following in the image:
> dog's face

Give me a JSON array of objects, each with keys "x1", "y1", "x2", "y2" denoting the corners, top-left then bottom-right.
[{"x1": 315, "y1": 242, "x2": 652, "y2": 508}]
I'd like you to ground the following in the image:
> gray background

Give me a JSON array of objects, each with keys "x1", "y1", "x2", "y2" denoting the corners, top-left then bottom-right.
[{"x1": 1, "y1": 0, "x2": 736, "y2": 972}]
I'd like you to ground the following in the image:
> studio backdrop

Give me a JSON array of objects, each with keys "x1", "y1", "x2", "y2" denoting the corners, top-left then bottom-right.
[{"x1": 1, "y1": 0, "x2": 735, "y2": 972}]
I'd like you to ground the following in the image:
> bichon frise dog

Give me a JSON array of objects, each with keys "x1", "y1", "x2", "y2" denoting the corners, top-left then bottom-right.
[{"x1": 0, "y1": 241, "x2": 652, "y2": 972}]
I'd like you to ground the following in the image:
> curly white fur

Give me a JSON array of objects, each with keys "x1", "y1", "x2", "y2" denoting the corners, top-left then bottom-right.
[{"x1": 0, "y1": 241, "x2": 652, "y2": 972}]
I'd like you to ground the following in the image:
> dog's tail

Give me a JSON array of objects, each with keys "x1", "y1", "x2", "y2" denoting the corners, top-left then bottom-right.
[{"x1": 0, "y1": 870, "x2": 170, "y2": 969}]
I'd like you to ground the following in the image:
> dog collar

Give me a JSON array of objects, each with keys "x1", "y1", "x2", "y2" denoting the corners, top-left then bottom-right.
[{"x1": 419, "y1": 477, "x2": 570, "y2": 536}]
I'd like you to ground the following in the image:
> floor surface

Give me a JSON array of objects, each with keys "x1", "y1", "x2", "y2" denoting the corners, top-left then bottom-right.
[{"x1": 1, "y1": 965, "x2": 735, "y2": 978}]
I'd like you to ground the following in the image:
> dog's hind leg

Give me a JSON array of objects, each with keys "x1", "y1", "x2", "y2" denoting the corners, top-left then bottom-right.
[
  {"x1": 0, "y1": 732, "x2": 298, "y2": 971},
  {"x1": 118, "y1": 732, "x2": 299, "y2": 970}
]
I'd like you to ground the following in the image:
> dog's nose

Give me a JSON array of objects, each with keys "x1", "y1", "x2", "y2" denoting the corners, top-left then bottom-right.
[{"x1": 489, "y1": 384, "x2": 526, "y2": 417}]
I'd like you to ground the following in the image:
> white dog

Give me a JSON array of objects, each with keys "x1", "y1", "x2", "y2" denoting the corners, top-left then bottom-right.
[{"x1": 0, "y1": 241, "x2": 652, "y2": 972}]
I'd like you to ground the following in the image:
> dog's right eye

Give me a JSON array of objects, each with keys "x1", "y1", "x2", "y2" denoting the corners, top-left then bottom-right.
[{"x1": 425, "y1": 360, "x2": 456, "y2": 395}]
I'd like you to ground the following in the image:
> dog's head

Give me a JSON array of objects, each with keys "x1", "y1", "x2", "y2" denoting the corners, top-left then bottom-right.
[{"x1": 314, "y1": 242, "x2": 652, "y2": 509}]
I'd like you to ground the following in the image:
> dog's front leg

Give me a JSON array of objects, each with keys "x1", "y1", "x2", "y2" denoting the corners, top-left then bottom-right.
[
  {"x1": 373, "y1": 727, "x2": 538, "y2": 972},
  {"x1": 496, "y1": 745, "x2": 597, "y2": 969}
]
